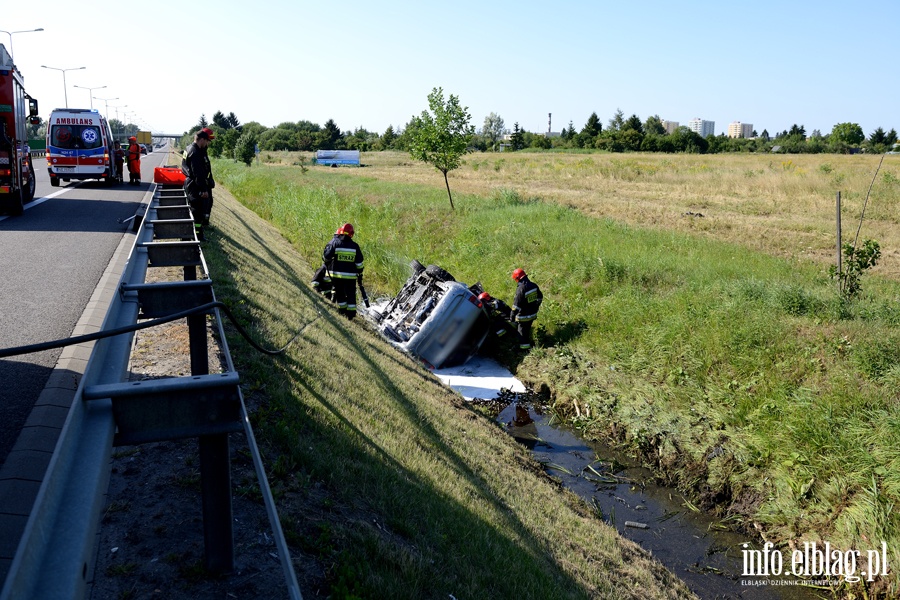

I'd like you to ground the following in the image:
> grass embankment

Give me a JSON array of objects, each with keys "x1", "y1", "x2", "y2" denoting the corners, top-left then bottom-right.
[
  {"x1": 201, "y1": 181, "x2": 695, "y2": 598},
  {"x1": 212, "y1": 151, "x2": 900, "y2": 597}
]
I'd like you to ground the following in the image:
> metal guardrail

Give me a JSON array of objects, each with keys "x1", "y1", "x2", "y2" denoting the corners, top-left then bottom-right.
[{"x1": 0, "y1": 185, "x2": 301, "y2": 600}]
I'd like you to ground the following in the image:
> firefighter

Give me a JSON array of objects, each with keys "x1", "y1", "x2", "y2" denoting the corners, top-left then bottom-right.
[
  {"x1": 113, "y1": 141, "x2": 125, "y2": 184},
  {"x1": 311, "y1": 226, "x2": 342, "y2": 299},
  {"x1": 478, "y1": 292, "x2": 519, "y2": 344},
  {"x1": 511, "y1": 268, "x2": 543, "y2": 351},
  {"x1": 126, "y1": 136, "x2": 141, "y2": 185},
  {"x1": 181, "y1": 127, "x2": 216, "y2": 242},
  {"x1": 323, "y1": 223, "x2": 364, "y2": 320}
]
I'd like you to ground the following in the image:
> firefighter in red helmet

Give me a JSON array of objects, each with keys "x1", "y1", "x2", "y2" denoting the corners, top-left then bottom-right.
[
  {"x1": 478, "y1": 291, "x2": 519, "y2": 344},
  {"x1": 511, "y1": 268, "x2": 543, "y2": 350},
  {"x1": 323, "y1": 223, "x2": 364, "y2": 319}
]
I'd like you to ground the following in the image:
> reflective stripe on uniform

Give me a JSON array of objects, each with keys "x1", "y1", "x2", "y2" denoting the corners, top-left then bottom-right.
[
  {"x1": 330, "y1": 270, "x2": 359, "y2": 280},
  {"x1": 517, "y1": 312, "x2": 538, "y2": 322}
]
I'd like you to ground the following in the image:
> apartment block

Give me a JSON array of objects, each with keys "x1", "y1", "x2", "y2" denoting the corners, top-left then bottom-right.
[
  {"x1": 688, "y1": 118, "x2": 715, "y2": 137},
  {"x1": 662, "y1": 120, "x2": 680, "y2": 135},
  {"x1": 727, "y1": 121, "x2": 754, "y2": 139}
]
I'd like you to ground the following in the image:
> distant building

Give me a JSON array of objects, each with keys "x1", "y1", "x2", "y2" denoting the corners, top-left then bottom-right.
[
  {"x1": 662, "y1": 120, "x2": 680, "y2": 135},
  {"x1": 688, "y1": 118, "x2": 715, "y2": 137},
  {"x1": 727, "y1": 121, "x2": 754, "y2": 139}
]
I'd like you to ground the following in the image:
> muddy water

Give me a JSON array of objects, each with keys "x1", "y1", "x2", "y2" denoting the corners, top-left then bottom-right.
[
  {"x1": 497, "y1": 400, "x2": 827, "y2": 600},
  {"x1": 435, "y1": 357, "x2": 826, "y2": 600}
]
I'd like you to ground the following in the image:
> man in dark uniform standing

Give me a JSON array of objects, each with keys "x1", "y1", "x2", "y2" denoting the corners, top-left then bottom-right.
[
  {"x1": 323, "y1": 223, "x2": 364, "y2": 320},
  {"x1": 511, "y1": 268, "x2": 543, "y2": 351},
  {"x1": 181, "y1": 127, "x2": 216, "y2": 241}
]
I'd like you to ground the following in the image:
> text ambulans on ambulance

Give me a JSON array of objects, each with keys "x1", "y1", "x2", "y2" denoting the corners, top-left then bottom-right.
[{"x1": 46, "y1": 108, "x2": 120, "y2": 187}]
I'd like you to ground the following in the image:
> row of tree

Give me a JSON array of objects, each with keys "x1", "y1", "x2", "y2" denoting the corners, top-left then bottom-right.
[
  {"x1": 183, "y1": 108, "x2": 898, "y2": 164},
  {"x1": 180, "y1": 90, "x2": 899, "y2": 210}
]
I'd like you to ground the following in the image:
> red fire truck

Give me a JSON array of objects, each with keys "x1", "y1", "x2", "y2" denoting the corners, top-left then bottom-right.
[{"x1": 0, "y1": 44, "x2": 39, "y2": 216}]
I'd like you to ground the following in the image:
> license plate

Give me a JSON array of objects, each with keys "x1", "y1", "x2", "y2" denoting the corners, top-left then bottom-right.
[{"x1": 55, "y1": 166, "x2": 75, "y2": 172}]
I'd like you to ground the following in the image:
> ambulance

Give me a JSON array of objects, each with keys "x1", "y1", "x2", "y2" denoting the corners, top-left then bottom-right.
[{"x1": 46, "y1": 108, "x2": 120, "y2": 186}]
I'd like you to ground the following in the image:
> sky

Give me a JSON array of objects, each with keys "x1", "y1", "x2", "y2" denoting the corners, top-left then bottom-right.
[{"x1": 5, "y1": 0, "x2": 898, "y2": 138}]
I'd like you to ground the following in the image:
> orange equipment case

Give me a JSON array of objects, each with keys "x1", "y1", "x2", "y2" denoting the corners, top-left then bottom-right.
[{"x1": 153, "y1": 166, "x2": 185, "y2": 185}]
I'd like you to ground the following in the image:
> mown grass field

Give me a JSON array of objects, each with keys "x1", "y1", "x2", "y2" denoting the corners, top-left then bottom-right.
[
  {"x1": 206, "y1": 149, "x2": 900, "y2": 597},
  {"x1": 199, "y1": 173, "x2": 696, "y2": 599}
]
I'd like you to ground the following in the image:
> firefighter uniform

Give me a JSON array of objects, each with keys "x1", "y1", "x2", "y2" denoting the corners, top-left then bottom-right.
[
  {"x1": 482, "y1": 295, "x2": 519, "y2": 342},
  {"x1": 181, "y1": 128, "x2": 216, "y2": 241},
  {"x1": 312, "y1": 233, "x2": 341, "y2": 298},
  {"x1": 126, "y1": 137, "x2": 141, "y2": 185},
  {"x1": 323, "y1": 226, "x2": 364, "y2": 319},
  {"x1": 511, "y1": 270, "x2": 543, "y2": 350}
]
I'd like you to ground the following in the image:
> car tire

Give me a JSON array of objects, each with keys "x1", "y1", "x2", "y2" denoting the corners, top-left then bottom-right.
[
  {"x1": 410, "y1": 259, "x2": 425, "y2": 276},
  {"x1": 425, "y1": 265, "x2": 455, "y2": 282},
  {"x1": 50, "y1": 177, "x2": 60, "y2": 187}
]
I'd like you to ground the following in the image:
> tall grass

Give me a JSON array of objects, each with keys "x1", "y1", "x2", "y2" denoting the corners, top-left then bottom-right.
[{"x1": 215, "y1": 154, "x2": 900, "y2": 595}]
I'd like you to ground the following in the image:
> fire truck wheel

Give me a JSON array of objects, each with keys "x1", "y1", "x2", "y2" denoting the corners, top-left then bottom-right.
[
  {"x1": 24, "y1": 169, "x2": 35, "y2": 203},
  {"x1": 50, "y1": 178, "x2": 60, "y2": 187}
]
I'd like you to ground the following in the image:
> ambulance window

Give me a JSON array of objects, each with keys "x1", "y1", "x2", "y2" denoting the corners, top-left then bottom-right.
[
  {"x1": 52, "y1": 126, "x2": 75, "y2": 149},
  {"x1": 80, "y1": 127, "x2": 102, "y2": 149}
]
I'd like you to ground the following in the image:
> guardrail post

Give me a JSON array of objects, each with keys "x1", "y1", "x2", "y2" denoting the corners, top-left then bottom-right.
[{"x1": 183, "y1": 234, "x2": 234, "y2": 572}]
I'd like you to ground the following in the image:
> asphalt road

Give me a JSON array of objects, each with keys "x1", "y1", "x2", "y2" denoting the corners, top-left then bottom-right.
[{"x1": 0, "y1": 151, "x2": 164, "y2": 465}]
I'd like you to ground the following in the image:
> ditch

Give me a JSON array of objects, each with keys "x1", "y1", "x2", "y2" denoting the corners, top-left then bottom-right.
[{"x1": 436, "y1": 358, "x2": 827, "y2": 600}]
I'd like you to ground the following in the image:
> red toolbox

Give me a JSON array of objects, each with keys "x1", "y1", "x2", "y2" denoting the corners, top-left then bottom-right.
[{"x1": 153, "y1": 166, "x2": 185, "y2": 185}]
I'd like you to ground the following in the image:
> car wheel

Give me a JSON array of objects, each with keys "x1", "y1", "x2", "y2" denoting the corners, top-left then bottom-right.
[
  {"x1": 425, "y1": 265, "x2": 454, "y2": 282},
  {"x1": 9, "y1": 187, "x2": 24, "y2": 216},
  {"x1": 410, "y1": 259, "x2": 425, "y2": 276}
]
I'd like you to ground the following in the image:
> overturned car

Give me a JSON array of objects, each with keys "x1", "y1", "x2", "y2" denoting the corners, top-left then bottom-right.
[{"x1": 367, "y1": 260, "x2": 490, "y2": 369}]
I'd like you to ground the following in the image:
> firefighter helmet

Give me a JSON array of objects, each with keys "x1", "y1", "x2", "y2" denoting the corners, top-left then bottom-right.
[
  {"x1": 340, "y1": 223, "x2": 354, "y2": 237},
  {"x1": 478, "y1": 292, "x2": 492, "y2": 302},
  {"x1": 512, "y1": 268, "x2": 526, "y2": 282}
]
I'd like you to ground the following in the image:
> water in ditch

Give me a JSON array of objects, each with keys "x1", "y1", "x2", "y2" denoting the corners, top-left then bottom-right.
[{"x1": 435, "y1": 358, "x2": 829, "y2": 600}]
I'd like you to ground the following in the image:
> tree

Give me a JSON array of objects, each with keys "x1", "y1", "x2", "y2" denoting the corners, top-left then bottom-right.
[
  {"x1": 623, "y1": 114, "x2": 644, "y2": 134},
  {"x1": 870, "y1": 127, "x2": 887, "y2": 145},
  {"x1": 226, "y1": 112, "x2": 241, "y2": 130},
  {"x1": 644, "y1": 115, "x2": 665, "y2": 136},
  {"x1": 318, "y1": 119, "x2": 343, "y2": 149},
  {"x1": 830, "y1": 122, "x2": 864, "y2": 146},
  {"x1": 886, "y1": 129, "x2": 898, "y2": 146},
  {"x1": 482, "y1": 112, "x2": 506, "y2": 151},
  {"x1": 510, "y1": 122, "x2": 524, "y2": 151},
  {"x1": 407, "y1": 87, "x2": 474, "y2": 210},
  {"x1": 788, "y1": 124, "x2": 806, "y2": 140},
  {"x1": 760, "y1": 129, "x2": 770, "y2": 141},
  {"x1": 582, "y1": 112, "x2": 602, "y2": 137},
  {"x1": 608, "y1": 108, "x2": 625, "y2": 132},
  {"x1": 381, "y1": 125, "x2": 397, "y2": 149},
  {"x1": 233, "y1": 130, "x2": 256, "y2": 166},
  {"x1": 198, "y1": 114, "x2": 208, "y2": 128},
  {"x1": 212, "y1": 111, "x2": 230, "y2": 129}
]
